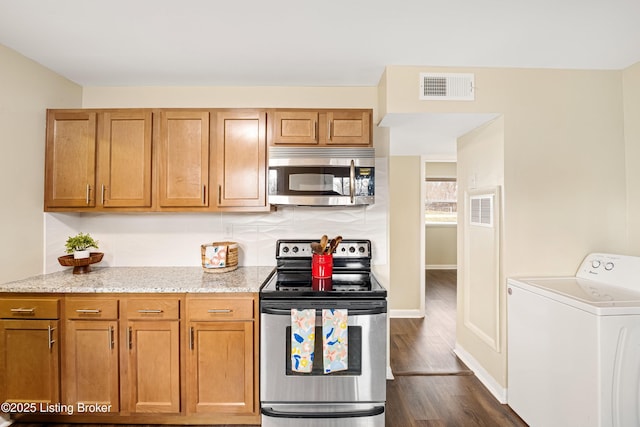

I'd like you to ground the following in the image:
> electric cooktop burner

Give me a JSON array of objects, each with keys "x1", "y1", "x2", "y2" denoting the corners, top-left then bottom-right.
[{"x1": 259, "y1": 239, "x2": 387, "y2": 299}]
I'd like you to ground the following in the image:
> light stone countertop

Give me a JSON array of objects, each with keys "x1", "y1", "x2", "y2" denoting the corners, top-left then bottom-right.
[{"x1": 0, "y1": 266, "x2": 276, "y2": 294}]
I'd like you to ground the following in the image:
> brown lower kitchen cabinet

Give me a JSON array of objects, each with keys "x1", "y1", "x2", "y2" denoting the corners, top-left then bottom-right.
[
  {"x1": 0, "y1": 297, "x2": 60, "y2": 405},
  {"x1": 0, "y1": 292, "x2": 259, "y2": 425},
  {"x1": 121, "y1": 297, "x2": 182, "y2": 414},
  {"x1": 63, "y1": 297, "x2": 119, "y2": 412},
  {"x1": 186, "y1": 295, "x2": 258, "y2": 419}
]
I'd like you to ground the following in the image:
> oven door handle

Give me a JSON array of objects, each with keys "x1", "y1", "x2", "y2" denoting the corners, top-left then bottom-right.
[
  {"x1": 261, "y1": 405, "x2": 384, "y2": 419},
  {"x1": 261, "y1": 306, "x2": 386, "y2": 316}
]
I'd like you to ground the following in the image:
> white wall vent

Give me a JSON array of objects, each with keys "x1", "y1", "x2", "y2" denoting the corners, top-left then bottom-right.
[
  {"x1": 470, "y1": 194, "x2": 493, "y2": 227},
  {"x1": 420, "y1": 72, "x2": 475, "y2": 101}
]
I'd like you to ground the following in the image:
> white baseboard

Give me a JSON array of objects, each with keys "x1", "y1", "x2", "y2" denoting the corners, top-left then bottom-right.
[
  {"x1": 389, "y1": 309, "x2": 424, "y2": 318},
  {"x1": 425, "y1": 265, "x2": 458, "y2": 270},
  {"x1": 454, "y1": 344, "x2": 507, "y2": 404}
]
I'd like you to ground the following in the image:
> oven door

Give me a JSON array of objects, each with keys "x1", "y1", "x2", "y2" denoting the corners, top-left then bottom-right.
[{"x1": 260, "y1": 299, "x2": 387, "y2": 403}]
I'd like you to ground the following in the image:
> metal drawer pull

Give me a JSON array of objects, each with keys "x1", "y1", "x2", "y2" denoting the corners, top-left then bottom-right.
[
  {"x1": 10, "y1": 308, "x2": 35, "y2": 313},
  {"x1": 47, "y1": 325, "x2": 55, "y2": 350},
  {"x1": 137, "y1": 309, "x2": 163, "y2": 314},
  {"x1": 208, "y1": 309, "x2": 232, "y2": 313},
  {"x1": 76, "y1": 309, "x2": 101, "y2": 314}
]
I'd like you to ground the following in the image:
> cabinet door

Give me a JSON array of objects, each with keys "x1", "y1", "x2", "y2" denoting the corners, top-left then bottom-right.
[
  {"x1": 271, "y1": 111, "x2": 318, "y2": 145},
  {"x1": 323, "y1": 110, "x2": 371, "y2": 146},
  {"x1": 158, "y1": 111, "x2": 210, "y2": 207},
  {"x1": 98, "y1": 110, "x2": 152, "y2": 208},
  {"x1": 45, "y1": 111, "x2": 97, "y2": 208},
  {"x1": 214, "y1": 111, "x2": 267, "y2": 208},
  {"x1": 186, "y1": 321, "x2": 255, "y2": 414},
  {"x1": 0, "y1": 319, "x2": 59, "y2": 404},
  {"x1": 125, "y1": 320, "x2": 180, "y2": 413},
  {"x1": 65, "y1": 320, "x2": 119, "y2": 411}
]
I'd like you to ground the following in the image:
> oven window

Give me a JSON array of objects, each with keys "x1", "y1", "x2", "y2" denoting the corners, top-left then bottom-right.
[{"x1": 285, "y1": 326, "x2": 362, "y2": 376}]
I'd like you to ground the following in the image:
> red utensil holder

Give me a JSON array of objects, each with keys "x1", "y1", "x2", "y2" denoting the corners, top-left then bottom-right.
[{"x1": 312, "y1": 254, "x2": 333, "y2": 278}]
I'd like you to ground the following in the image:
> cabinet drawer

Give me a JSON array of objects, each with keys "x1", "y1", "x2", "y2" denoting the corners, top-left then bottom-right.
[
  {"x1": 125, "y1": 298, "x2": 179, "y2": 319},
  {"x1": 0, "y1": 298, "x2": 60, "y2": 319},
  {"x1": 188, "y1": 297, "x2": 254, "y2": 320},
  {"x1": 65, "y1": 298, "x2": 118, "y2": 319}
]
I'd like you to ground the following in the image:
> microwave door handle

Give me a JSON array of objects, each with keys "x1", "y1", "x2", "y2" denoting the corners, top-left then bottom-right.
[{"x1": 349, "y1": 159, "x2": 355, "y2": 204}]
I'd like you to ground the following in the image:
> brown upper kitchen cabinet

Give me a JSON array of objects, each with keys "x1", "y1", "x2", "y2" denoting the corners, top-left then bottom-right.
[
  {"x1": 45, "y1": 111, "x2": 98, "y2": 208},
  {"x1": 98, "y1": 111, "x2": 152, "y2": 208},
  {"x1": 44, "y1": 109, "x2": 152, "y2": 211},
  {"x1": 269, "y1": 109, "x2": 372, "y2": 146},
  {"x1": 157, "y1": 110, "x2": 210, "y2": 208},
  {"x1": 213, "y1": 110, "x2": 268, "y2": 209}
]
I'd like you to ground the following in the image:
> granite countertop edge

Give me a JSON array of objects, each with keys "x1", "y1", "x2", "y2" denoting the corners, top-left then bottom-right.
[{"x1": 0, "y1": 266, "x2": 276, "y2": 294}]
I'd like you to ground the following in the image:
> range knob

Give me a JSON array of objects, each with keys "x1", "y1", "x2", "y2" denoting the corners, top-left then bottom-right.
[
  {"x1": 292, "y1": 246, "x2": 299, "y2": 254},
  {"x1": 349, "y1": 246, "x2": 356, "y2": 253},
  {"x1": 282, "y1": 246, "x2": 289, "y2": 254},
  {"x1": 591, "y1": 260, "x2": 601, "y2": 268},
  {"x1": 358, "y1": 246, "x2": 365, "y2": 253},
  {"x1": 605, "y1": 262, "x2": 614, "y2": 271}
]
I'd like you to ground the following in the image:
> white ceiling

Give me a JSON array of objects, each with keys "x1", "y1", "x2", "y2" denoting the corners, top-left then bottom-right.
[
  {"x1": 1, "y1": 0, "x2": 638, "y2": 157},
  {"x1": 1, "y1": 0, "x2": 639, "y2": 87}
]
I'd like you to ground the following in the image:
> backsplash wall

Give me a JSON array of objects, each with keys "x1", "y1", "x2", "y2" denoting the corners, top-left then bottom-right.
[{"x1": 44, "y1": 161, "x2": 388, "y2": 273}]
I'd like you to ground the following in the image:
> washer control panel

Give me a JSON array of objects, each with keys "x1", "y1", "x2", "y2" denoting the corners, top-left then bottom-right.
[{"x1": 577, "y1": 253, "x2": 640, "y2": 290}]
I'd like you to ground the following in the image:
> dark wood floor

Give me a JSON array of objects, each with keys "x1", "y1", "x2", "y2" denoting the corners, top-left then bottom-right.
[
  {"x1": 386, "y1": 270, "x2": 527, "y2": 426},
  {"x1": 10, "y1": 270, "x2": 526, "y2": 426}
]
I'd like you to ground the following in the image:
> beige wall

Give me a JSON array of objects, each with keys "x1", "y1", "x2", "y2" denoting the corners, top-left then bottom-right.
[
  {"x1": 623, "y1": 62, "x2": 640, "y2": 255},
  {"x1": 0, "y1": 44, "x2": 82, "y2": 283},
  {"x1": 457, "y1": 116, "x2": 505, "y2": 387},
  {"x1": 389, "y1": 156, "x2": 422, "y2": 311},
  {"x1": 382, "y1": 65, "x2": 628, "y2": 391}
]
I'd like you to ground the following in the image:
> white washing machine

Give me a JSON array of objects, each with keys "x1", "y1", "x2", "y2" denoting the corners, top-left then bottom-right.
[{"x1": 507, "y1": 253, "x2": 640, "y2": 427}]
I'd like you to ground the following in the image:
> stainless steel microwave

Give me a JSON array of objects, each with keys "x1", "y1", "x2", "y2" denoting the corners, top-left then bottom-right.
[{"x1": 268, "y1": 147, "x2": 375, "y2": 206}]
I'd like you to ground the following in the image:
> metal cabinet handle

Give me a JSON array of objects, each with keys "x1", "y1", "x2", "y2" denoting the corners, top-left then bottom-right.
[
  {"x1": 202, "y1": 185, "x2": 207, "y2": 205},
  {"x1": 109, "y1": 326, "x2": 115, "y2": 349},
  {"x1": 101, "y1": 184, "x2": 106, "y2": 205},
  {"x1": 137, "y1": 309, "x2": 163, "y2": 314},
  {"x1": 86, "y1": 184, "x2": 91, "y2": 205},
  {"x1": 327, "y1": 120, "x2": 332, "y2": 141},
  {"x1": 313, "y1": 120, "x2": 317, "y2": 140},
  {"x1": 47, "y1": 325, "x2": 56, "y2": 350},
  {"x1": 128, "y1": 326, "x2": 132, "y2": 350},
  {"x1": 218, "y1": 185, "x2": 222, "y2": 204},
  {"x1": 349, "y1": 159, "x2": 355, "y2": 204},
  {"x1": 10, "y1": 308, "x2": 35, "y2": 313},
  {"x1": 76, "y1": 309, "x2": 101, "y2": 314},
  {"x1": 208, "y1": 309, "x2": 232, "y2": 314},
  {"x1": 189, "y1": 327, "x2": 194, "y2": 350}
]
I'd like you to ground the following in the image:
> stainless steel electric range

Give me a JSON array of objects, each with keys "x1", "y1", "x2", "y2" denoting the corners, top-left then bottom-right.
[{"x1": 260, "y1": 239, "x2": 387, "y2": 427}]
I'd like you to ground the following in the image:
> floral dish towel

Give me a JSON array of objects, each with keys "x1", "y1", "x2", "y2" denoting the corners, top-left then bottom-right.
[
  {"x1": 322, "y1": 308, "x2": 348, "y2": 373},
  {"x1": 291, "y1": 308, "x2": 316, "y2": 373}
]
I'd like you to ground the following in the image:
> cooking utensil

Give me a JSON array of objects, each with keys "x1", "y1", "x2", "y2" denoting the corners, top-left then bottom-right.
[
  {"x1": 320, "y1": 235, "x2": 328, "y2": 253},
  {"x1": 328, "y1": 235, "x2": 342, "y2": 254},
  {"x1": 310, "y1": 242, "x2": 324, "y2": 255}
]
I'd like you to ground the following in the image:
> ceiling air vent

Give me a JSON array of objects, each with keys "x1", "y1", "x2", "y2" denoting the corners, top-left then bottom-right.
[{"x1": 420, "y1": 72, "x2": 475, "y2": 101}]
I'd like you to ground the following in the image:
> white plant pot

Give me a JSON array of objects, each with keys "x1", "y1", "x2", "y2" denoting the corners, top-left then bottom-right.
[{"x1": 73, "y1": 250, "x2": 90, "y2": 259}]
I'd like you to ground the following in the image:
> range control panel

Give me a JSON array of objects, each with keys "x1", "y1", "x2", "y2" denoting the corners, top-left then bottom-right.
[
  {"x1": 276, "y1": 239, "x2": 371, "y2": 259},
  {"x1": 576, "y1": 253, "x2": 640, "y2": 290}
]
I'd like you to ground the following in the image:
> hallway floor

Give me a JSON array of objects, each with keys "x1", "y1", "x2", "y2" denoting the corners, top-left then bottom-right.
[{"x1": 386, "y1": 270, "x2": 527, "y2": 426}]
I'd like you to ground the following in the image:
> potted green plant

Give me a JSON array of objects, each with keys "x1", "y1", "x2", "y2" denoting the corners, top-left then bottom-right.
[{"x1": 65, "y1": 232, "x2": 99, "y2": 259}]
